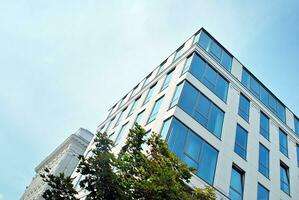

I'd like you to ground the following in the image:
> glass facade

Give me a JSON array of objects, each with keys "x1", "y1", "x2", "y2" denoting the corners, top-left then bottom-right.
[
  {"x1": 295, "y1": 117, "x2": 299, "y2": 137},
  {"x1": 115, "y1": 107, "x2": 127, "y2": 126},
  {"x1": 229, "y1": 166, "x2": 244, "y2": 200},
  {"x1": 279, "y1": 129, "x2": 288, "y2": 157},
  {"x1": 260, "y1": 112, "x2": 269, "y2": 140},
  {"x1": 182, "y1": 53, "x2": 229, "y2": 102},
  {"x1": 257, "y1": 183, "x2": 269, "y2": 200},
  {"x1": 280, "y1": 163, "x2": 290, "y2": 194},
  {"x1": 241, "y1": 69, "x2": 286, "y2": 123},
  {"x1": 259, "y1": 144, "x2": 269, "y2": 178},
  {"x1": 128, "y1": 96, "x2": 140, "y2": 117},
  {"x1": 133, "y1": 110, "x2": 145, "y2": 128},
  {"x1": 171, "y1": 81, "x2": 224, "y2": 138},
  {"x1": 157, "y1": 59, "x2": 167, "y2": 75},
  {"x1": 161, "y1": 69, "x2": 174, "y2": 91},
  {"x1": 195, "y1": 31, "x2": 232, "y2": 72},
  {"x1": 143, "y1": 83, "x2": 156, "y2": 105},
  {"x1": 163, "y1": 117, "x2": 218, "y2": 185},
  {"x1": 234, "y1": 125, "x2": 248, "y2": 159},
  {"x1": 147, "y1": 96, "x2": 164, "y2": 123},
  {"x1": 115, "y1": 123, "x2": 128, "y2": 145},
  {"x1": 238, "y1": 94, "x2": 250, "y2": 122}
]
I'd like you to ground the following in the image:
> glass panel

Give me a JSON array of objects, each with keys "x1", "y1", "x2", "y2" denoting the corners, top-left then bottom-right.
[
  {"x1": 157, "y1": 60, "x2": 167, "y2": 74},
  {"x1": 160, "y1": 118, "x2": 172, "y2": 140},
  {"x1": 161, "y1": 70, "x2": 174, "y2": 91},
  {"x1": 221, "y1": 51, "x2": 232, "y2": 71},
  {"x1": 167, "y1": 119, "x2": 188, "y2": 158},
  {"x1": 297, "y1": 145, "x2": 299, "y2": 167},
  {"x1": 279, "y1": 129, "x2": 288, "y2": 157},
  {"x1": 194, "y1": 94, "x2": 211, "y2": 127},
  {"x1": 210, "y1": 42, "x2": 222, "y2": 61},
  {"x1": 280, "y1": 164, "x2": 290, "y2": 194},
  {"x1": 179, "y1": 82, "x2": 198, "y2": 115},
  {"x1": 185, "y1": 131, "x2": 203, "y2": 161},
  {"x1": 215, "y1": 75, "x2": 229, "y2": 102},
  {"x1": 229, "y1": 167, "x2": 243, "y2": 200},
  {"x1": 174, "y1": 45, "x2": 184, "y2": 61},
  {"x1": 238, "y1": 94, "x2": 250, "y2": 122},
  {"x1": 296, "y1": 117, "x2": 299, "y2": 136},
  {"x1": 148, "y1": 96, "x2": 164, "y2": 123},
  {"x1": 197, "y1": 143, "x2": 218, "y2": 185},
  {"x1": 208, "y1": 105, "x2": 224, "y2": 138},
  {"x1": 189, "y1": 53, "x2": 205, "y2": 79},
  {"x1": 268, "y1": 95, "x2": 277, "y2": 112},
  {"x1": 198, "y1": 31, "x2": 210, "y2": 50},
  {"x1": 276, "y1": 102, "x2": 286, "y2": 122},
  {"x1": 128, "y1": 97, "x2": 140, "y2": 116},
  {"x1": 234, "y1": 125, "x2": 248, "y2": 159},
  {"x1": 260, "y1": 87, "x2": 269, "y2": 106},
  {"x1": 115, "y1": 123, "x2": 128, "y2": 145},
  {"x1": 257, "y1": 183, "x2": 269, "y2": 200},
  {"x1": 144, "y1": 84, "x2": 156, "y2": 104},
  {"x1": 182, "y1": 54, "x2": 193, "y2": 74},
  {"x1": 250, "y1": 77, "x2": 260, "y2": 98},
  {"x1": 134, "y1": 110, "x2": 144, "y2": 127},
  {"x1": 259, "y1": 144, "x2": 269, "y2": 178},
  {"x1": 170, "y1": 82, "x2": 184, "y2": 108},
  {"x1": 202, "y1": 66, "x2": 218, "y2": 89},
  {"x1": 241, "y1": 70, "x2": 250, "y2": 88},
  {"x1": 260, "y1": 112, "x2": 269, "y2": 140}
]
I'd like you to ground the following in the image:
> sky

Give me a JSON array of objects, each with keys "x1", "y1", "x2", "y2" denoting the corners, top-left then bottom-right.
[{"x1": 0, "y1": 0, "x2": 298, "y2": 199}]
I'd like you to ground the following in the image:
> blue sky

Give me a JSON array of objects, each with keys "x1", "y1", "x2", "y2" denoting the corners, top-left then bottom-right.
[{"x1": 0, "y1": 1, "x2": 298, "y2": 199}]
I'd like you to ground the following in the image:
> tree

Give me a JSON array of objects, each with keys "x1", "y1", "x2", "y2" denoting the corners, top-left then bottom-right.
[
  {"x1": 42, "y1": 125, "x2": 216, "y2": 200},
  {"x1": 40, "y1": 168, "x2": 78, "y2": 200},
  {"x1": 77, "y1": 132, "x2": 124, "y2": 200}
]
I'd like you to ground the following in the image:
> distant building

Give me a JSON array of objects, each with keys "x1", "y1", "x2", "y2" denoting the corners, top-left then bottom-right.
[
  {"x1": 74, "y1": 28, "x2": 299, "y2": 200},
  {"x1": 20, "y1": 128, "x2": 93, "y2": 200}
]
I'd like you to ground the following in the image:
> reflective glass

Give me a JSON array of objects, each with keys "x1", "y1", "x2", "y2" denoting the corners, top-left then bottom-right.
[
  {"x1": 148, "y1": 96, "x2": 163, "y2": 123},
  {"x1": 259, "y1": 144, "x2": 269, "y2": 178},
  {"x1": 234, "y1": 125, "x2": 248, "y2": 159},
  {"x1": 260, "y1": 112, "x2": 269, "y2": 140},
  {"x1": 280, "y1": 164, "x2": 290, "y2": 194},
  {"x1": 257, "y1": 183, "x2": 269, "y2": 200},
  {"x1": 229, "y1": 167, "x2": 243, "y2": 200},
  {"x1": 279, "y1": 129, "x2": 288, "y2": 157},
  {"x1": 238, "y1": 94, "x2": 250, "y2": 122}
]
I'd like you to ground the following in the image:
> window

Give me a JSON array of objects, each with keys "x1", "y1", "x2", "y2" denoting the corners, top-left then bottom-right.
[
  {"x1": 105, "y1": 117, "x2": 115, "y2": 132},
  {"x1": 257, "y1": 183, "x2": 269, "y2": 200},
  {"x1": 182, "y1": 53, "x2": 229, "y2": 102},
  {"x1": 170, "y1": 82, "x2": 184, "y2": 108},
  {"x1": 297, "y1": 145, "x2": 299, "y2": 167},
  {"x1": 238, "y1": 94, "x2": 250, "y2": 122},
  {"x1": 279, "y1": 129, "x2": 288, "y2": 157},
  {"x1": 161, "y1": 69, "x2": 174, "y2": 91},
  {"x1": 174, "y1": 45, "x2": 184, "y2": 61},
  {"x1": 195, "y1": 30, "x2": 232, "y2": 71},
  {"x1": 115, "y1": 123, "x2": 128, "y2": 145},
  {"x1": 119, "y1": 95, "x2": 128, "y2": 108},
  {"x1": 133, "y1": 110, "x2": 145, "y2": 128},
  {"x1": 128, "y1": 96, "x2": 140, "y2": 117},
  {"x1": 280, "y1": 162, "x2": 290, "y2": 194},
  {"x1": 172, "y1": 81, "x2": 224, "y2": 138},
  {"x1": 241, "y1": 69, "x2": 286, "y2": 123},
  {"x1": 130, "y1": 84, "x2": 139, "y2": 98},
  {"x1": 259, "y1": 144, "x2": 269, "y2": 178},
  {"x1": 260, "y1": 112, "x2": 269, "y2": 140},
  {"x1": 234, "y1": 125, "x2": 248, "y2": 159},
  {"x1": 147, "y1": 96, "x2": 164, "y2": 123},
  {"x1": 160, "y1": 118, "x2": 172, "y2": 140},
  {"x1": 157, "y1": 59, "x2": 167, "y2": 75},
  {"x1": 143, "y1": 73, "x2": 152, "y2": 87},
  {"x1": 115, "y1": 107, "x2": 127, "y2": 126},
  {"x1": 165, "y1": 118, "x2": 218, "y2": 185},
  {"x1": 143, "y1": 83, "x2": 156, "y2": 105},
  {"x1": 229, "y1": 166, "x2": 244, "y2": 200},
  {"x1": 295, "y1": 117, "x2": 299, "y2": 136}
]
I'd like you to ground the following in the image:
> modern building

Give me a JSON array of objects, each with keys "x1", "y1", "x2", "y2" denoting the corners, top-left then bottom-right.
[
  {"x1": 21, "y1": 128, "x2": 93, "y2": 200},
  {"x1": 75, "y1": 28, "x2": 299, "y2": 200}
]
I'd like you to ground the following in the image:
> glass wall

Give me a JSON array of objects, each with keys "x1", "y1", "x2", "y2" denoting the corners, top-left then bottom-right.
[
  {"x1": 162, "y1": 117, "x2": 218, "y2": 185},
  {"x1": 182, "y1": 53, "x2": 229, "y2": 102},
  {"x1": 241, "y1": 69, "x2": 286, "y2": 123},
  {"x1": 170, "y1": 81, "x2": 224, "y2": 138}
]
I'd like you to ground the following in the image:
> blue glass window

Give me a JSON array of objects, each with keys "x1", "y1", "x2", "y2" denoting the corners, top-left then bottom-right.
[
  {"x1": 257, "y1": 183, "x2": 269, "y2": 200},
  {"x1": 160, "y1": 118, "x2": 172, "y2": 140},
  {"x1": 143, "y1": 83, "x2": 156, "y2": 105},
  {"x1": 115, "y1": 123, "x2": 128, "y2": 145},
  {"x1": 115, "y1": 107, "x2": 127, "y2": 126},
  {"x1": 183, "y1": 53, "x2": 229, "y2": 102},
  {"x1": 229, "y1": 166, "x2": 244, "y2": 200},
  {"x1": 294, "y1": 117, "x2": 299, "y2": 136},
  {"x1": 161, "y1": 69, "x2": 174, "y2": 91},
  {"x1": 234, "y1": 125, "x2": 248, "y2": 159},
  {"x1": 241, "y1": 69, "x2": 286, "y2": 123},
  {"x1": 128, "y1": 96, "x2": 140, "y2": 117},
  {"x1": 196, "y1": 31, "x2": 232, "y2": 71},
  {"x1": 279, "y1": 129, "x2": 288, "y2": 157},
  {"x1": 157, "y1": 59, "x2": 167, "y2": 75},
  {"x1": 170, "y1": 82, "x2": 184, "y2": 108},
  {"x1": 260, "y1": 112, "x2": 269, "y2": 140},
  {"x1": 174, "y1": 81, "x2": 224, "y2": 138},
  {"x1": 165, "y1": 118, "x2": 218, "y2": 185},
  {"x1": 133, "y1": 110, "x2": 145, "y2": 128},
  {"x1": 143, "y1": 73, "x2": 152, "y2": 88},
  {"x1": 280, "y1": 163, "x2": 290, "y2": 194},
  {"x1": 174, "y1": 45, "x2": 184, "y2": 61},
  {"x1": 147, "y1": 96, "x2": 164, "y2": 123},
  {"x1": 238, "y1": 94, "x2": 250, "y2": 122},
  {"x1": 259, "y1": 144, "x2": 269, "y2": 178}
]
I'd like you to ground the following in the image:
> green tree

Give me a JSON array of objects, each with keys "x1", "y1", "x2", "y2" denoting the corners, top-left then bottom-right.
[
  {"x1": 40, "y1": 168, "x2": 78, "y2": 200},
  {"x1": 77, "y1": 132, "x2": 124, "y2": 200}
]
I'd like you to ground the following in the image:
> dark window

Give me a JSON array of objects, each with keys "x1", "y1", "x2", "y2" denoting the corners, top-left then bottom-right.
[
  {"x1": 259, "y1": 144, "x2": 269, "y2": 178},
  {"x1": 257, "y1": 183, "x2": 269, "y2": 200},
  {"x1": 280, "y1": 162, "x2": 290, "y2": 194},
  {"x1": 234, "y1": 125, "x2": 248, "y2": 159},
  {"x1": 238, "y1": 94, "x2": 250, "y2": 122},
  {"x1": 260, "y1": 112, "x2": 269, "y2": 140},
  {"x1": 279, "y1": 129, "x2": 288, "y2": 157},
  {"x1": 229, "y1": 166, "x2": 244, "y2": 200},
  {"x1": 165, "y1": 118, "x2": 218, "y2": 185}
]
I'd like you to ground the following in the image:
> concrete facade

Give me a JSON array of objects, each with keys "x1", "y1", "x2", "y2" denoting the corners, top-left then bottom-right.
[
  {"x1": 20, "y1": 128, "x2": 93, "y2": 200},
  {"x1": 75, "y1": 28, "x2": 298, "y2": 200}
]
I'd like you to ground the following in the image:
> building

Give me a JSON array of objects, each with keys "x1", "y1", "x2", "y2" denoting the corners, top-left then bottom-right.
[
  {"x1": 21, "y1": 128, "x2": 93, "y2": 200},
  {"x1": 75, "y1": 28, "x2": 299, "y2": 200}
]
